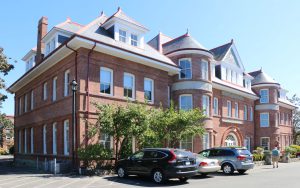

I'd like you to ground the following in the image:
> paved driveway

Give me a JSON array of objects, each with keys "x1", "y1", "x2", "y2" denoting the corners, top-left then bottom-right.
[{"x1": 0, "y1": 161, "x2": 300, "y2": 188}]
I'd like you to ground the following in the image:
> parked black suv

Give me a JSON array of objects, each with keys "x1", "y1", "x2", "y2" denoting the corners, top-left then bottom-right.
[{"x1": 115, "y1": 148, "x2": 198, "y2": 183}]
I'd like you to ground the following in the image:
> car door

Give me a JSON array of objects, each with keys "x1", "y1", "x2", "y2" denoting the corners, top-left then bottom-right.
[{"x1": 127, "y1": 151, "x2": 145, "y2": 174}]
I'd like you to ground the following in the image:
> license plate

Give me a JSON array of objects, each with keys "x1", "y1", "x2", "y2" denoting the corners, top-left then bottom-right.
[
  {"x1": 210, "y1": 162, "x2": 215, "y2": 166},
  {"x1": 185, "y1": 161, "x2": 191, "y2": 165}
]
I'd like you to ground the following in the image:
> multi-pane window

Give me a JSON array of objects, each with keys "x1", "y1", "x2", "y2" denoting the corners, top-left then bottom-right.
[
  {"x1": 100, "y1": 67, "x2": 113, "y2": 95},
  {"x1": 43, "y1": 82, "x2": 48, "y2": 100},
  {"x1": 203, "y1": 133, "x2": 210, "y2": 150},
  {"x1": 64, "y1": 120, "x2": 70, "y2": 156},
  {"x1": 201, "y1": 61, "x2": 209, "y2": 80},
  {"x1": 64, "y1": 70, "x2": 70, "y2": 97},
  {"x1": 124, "y1": 73, "x2": 135, "y2": 99},
  {"x1": 18, "y1": 130, "x2": 21, "y2": 153},
  {"x1": 180, "y1": 136, "x2": 193, "y2": 152},
  {"x1": 244, "y1": 105, "x2": 248, "y2": 120},
  {"x1": 179, "y1": 59, "x2": 192, "y2": 79},
  {"x1": 52, "y1": 77, "x2": 57, "y2": 101},
  {"x1": 260, "y1": 137, "x2": 270, "y2": 150},
  {"x1": 18, "y1": 97, "x2": 22, "y2": 115},
  {"x1": 100, "y1": 133, "x2": 111, "y2": 149},
  {"x1": 227, "y1": 101, "x2": 232, "y2": 117},
  {"x1": 144, "y1": 78, "x2": 154, "y2": 103},
  {"x1": 53, "y1": 123, "x2": 57, "y2": 155},
  {"x1": 30, "y1": 90, "x2": 34, "y2": 110},
  {"x1": 30, "y1": 128, "x2": 34, "y2": 154},
  {"x1": 234, "y1": 103, "x2": 239, "y2": 118},
  {"x1": 260, "y1": 89, "x2": 269, "y2": 103},
  {"x1": 202, "y1": 95, "x2": 210, "y2": 116},
  {"x1": 213, "y1": 97, "x2": 218, "y2": 115},
  {"x1": 260, "y1": 113, "x2": 269, "y2": 127},
  {"x1": 43, "y1": 125, "x2": 47, "y2": 154},
  {"x1": 24, "y1": 94, "x2": 28, "y2": 113},
  {"x1": 24, "y1": 129, "x2": 27, "y2": 153},
  {"x1": 119, "y1": 29, "x2": 126, "y2": 43},
  {"x1": 180, "y1": 95, "x2": 193, "y2": 111},
  {"x1": 131, "y1": 34, "x2": 138, "y2": 46},
  {"x1": 250, "y1": 107, "x2": 253, "y2": 121}
]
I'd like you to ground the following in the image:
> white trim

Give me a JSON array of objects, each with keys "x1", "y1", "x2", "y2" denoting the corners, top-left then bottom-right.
[
  {"x1": 123, "y1": 72, "x2": 135, "y2": 99},
  {"x1": 222, "y1": 118, "x2": 243, "y2": 124},
  {"x1": 43, "y1": 125, "x2": 47, "y2": 154},
  {"x1": 64, "y1": 120, "x2": 70, "y2": 156},
  {"x1": 64, "y1": 70, "x2": 70, "y2": 97},
  {"x1": 203, "y1": 133, "x2": 210, "y2": 150},
  {"x1": 252, "y1": 83, "x2": 280, "y2": 88},
  {"x1": 178, "y1": 58, "x2": 192, "y2": 80},
  {"x1": 167, "y1": 50, "x2": 213, "y2": 59},
  {"x1": 260, "y1": 137, "x2": 270, "y2": 150},
  {"x1": 172, "y1": 81, "x2": 212, "y2": 92},
  {"x1": 201, "y1": 60, "x2": 209, "y2": 80},
  {"x1": 227, "y1": 100, "x2": 232, "y2": 117},
  {"x1": 100, "y1": 67, "x2": 114, "y2": 96},
  {"x1": 202, "y1": 95, "x2": 210, "y2": 116},
  {"x1": 144, "y1": 78, "x2": 154, "y2": 104},
  {"x1": 179, "y1": 94, "x2": 193, "y2": 110},
  {"x1": 260, "y1": 113, "x2": 270, "y2": 127},
  {"x1": 255, "y1": 104, "x2": 279, "y2": 111},
  {"x1": 52, "y1": 123, "x2": 57, "y2": 155},
  {"x1": 52, "y1": 76, "x2": 57, "y2": 101}
]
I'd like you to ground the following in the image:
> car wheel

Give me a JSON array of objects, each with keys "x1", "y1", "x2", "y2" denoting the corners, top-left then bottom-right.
[
  {"x1": 222, "y1": 163, "x2": 234, "y2": 175},
  {"x1": 238, "y1": 170, "x2": 246, "y2": 174},
  {"x1": 117, "y1": 166, "x2": 127, "y2": 178},
  {"x1": 152, "y1": 169, "x2": 165, "y2": 184},
  {"x1": 178, "y1": 177, "x2": 188, "y2": 183}
]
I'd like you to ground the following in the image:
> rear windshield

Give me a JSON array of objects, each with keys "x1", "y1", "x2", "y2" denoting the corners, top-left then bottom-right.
[
  {"x1": 237, "y1": 149, "x2": 251, "y2": 156},
  {"x1": 173, "y1": 149, "x2": 195, "y2": 158}
]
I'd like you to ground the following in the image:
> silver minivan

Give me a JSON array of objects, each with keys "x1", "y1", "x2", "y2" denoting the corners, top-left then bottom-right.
[{"x1": 198, "y1": 147, "x2": 254, "y2": 175}]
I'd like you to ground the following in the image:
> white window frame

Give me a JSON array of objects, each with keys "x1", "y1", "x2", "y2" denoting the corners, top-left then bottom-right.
[
  {"x1": 30, "y1": 127, "x2": 34, "y2": 154},
  {"x1": 227, "y1": 100, "x2": 232, "y2": 117},
  {"x1": 250, "y1": 107, "x2": 253, "y2": 121},
  {"x1": 144, "y1": 78, "x2": 154, "y2": 103},
  {"x1": 123, "y1": 72, "x2": 135, "y2": 99},
  {"x1": 99, "y1": 133, "x2": 113, "y2": 149},
  {"x1": 260, "y1": 137, "x2": 270, "y2": 151},
  {"x1": 180, "y1": 136, "x2": 193, "y2": 152},
  {"x1": 201, "y1": 60, "x2": 209, "y2": 80},
  {"x1": 260, "y1": 113, "x2": 270, "y2": 127},
  {"x1": 52, "y1": 76, "x2": 57, "y2": 101},
  {"x1": 244, "y1": 137, "x2": 251, "y2": 151},
  {"x1": 234, "y1": 102, "x2": 239, "y2": 118},
  {"x1": 64, "y1": 120, "x2": 70, "y2": 156},
  {"x1": 179, "y1": 94, "x2": 193, "y2": 111},
  {"x1": 43, "y1": 125, "x2": 47, "y2": 154},
  {"x1": 130, "y1": 33, "x2": 138, "y2": 46},
  {"x1": 213, "y1": 97, "x2": 218, "y2": 115},
  {"x1": 30, "y1": 90, "x2": 34, "y2": 110},
  {"x1": 53, "y1": 123, "x2": 57, "y2": 155},
  {"x1": 24, "y1": 129, "x2": 27, "y2": 153},
  {"x1": 260, "y1": 89, "x2": 269, "y2": 103},
  {"x1": 119, "y1": 29, "x2": 127, "y2": 43},
  {"x1": 244, "y1": 105, "x2": 248, "y2": 120},
  {"x1": 178, "y1": 58, "x2": 192, "y2": 80},
  {"x1": 64, "y1": 70, "x2": 70, "y2": 97},
  {"x1": 202, "y1": 95, "x2": 210, "y2": 116},
  {"x1": 203, "y1": 133, "x2": 210, "y2": 150},
  {"x1": 100, "y1": 67, "x2": 113, "y2": 96},
  {"x1": 18, "y1": 97, "x2": 22, "y2": 115},
  {"x1": 43, "y1": 82, "x2": 48, "y2": 101},
  {"x1": 24, "y1": 94, "x2": 28, "y2": 113}
]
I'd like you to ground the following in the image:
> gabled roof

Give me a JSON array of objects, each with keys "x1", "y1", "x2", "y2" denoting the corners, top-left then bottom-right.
[
  {"x1": 55, "y1": 18, "x2": 84, "y2": 33},
  {"x1": 22, "y1": 47, "x2": 37, "y2": 61},
  {"x1": 249, "y1": 69, "x2": 279, "y2": 86},
  {"x1": 103, "y1": 7, "x2": 148, "y2": 31},
  {"x1": 210, "y1": 40, "x2": 233, "y2": 61},
  {"x1": 162, "y1": 32, "x2": 209, "y2": 55}
]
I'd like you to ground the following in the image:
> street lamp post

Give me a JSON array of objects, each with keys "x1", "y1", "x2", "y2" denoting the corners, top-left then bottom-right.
[{"x1": 70, "y1": 79, "x2": 78, "y2": 171}]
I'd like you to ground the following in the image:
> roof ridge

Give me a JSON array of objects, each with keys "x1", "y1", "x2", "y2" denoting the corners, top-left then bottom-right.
[
  {"x1": 162, "y1": 32, "x2": 188, "y2": 46},
  {"x1": 76, "y1": 14, "x2": 108, "y2": 34},
  {"x1": 210, "y1": 41, "x2": 232, "y2": 51}
]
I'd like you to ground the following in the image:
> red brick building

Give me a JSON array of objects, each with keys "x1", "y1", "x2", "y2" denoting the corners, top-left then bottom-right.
[{"x1": 8, "y1": 8, "x2": 295, "y2": 168}]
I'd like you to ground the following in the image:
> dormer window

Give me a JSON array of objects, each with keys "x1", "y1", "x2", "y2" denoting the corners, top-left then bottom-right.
[
  {"x1": 45, "y1": 38, "x2": 56, "y2": 56},
  {"x1": 131, "y1": 34, "x2": 138, "y2": 46},
  {"x1": 58, "y1": 35, "x2": 69, "y2": 45},
  {"x1": 119, "y1": 29, "x2": 126, "y2": 43},
  {"x1": 26, "y1": 56, "x2": 36, "y2": 72}
]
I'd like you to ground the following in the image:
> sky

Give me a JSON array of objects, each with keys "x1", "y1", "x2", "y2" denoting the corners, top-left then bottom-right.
[{"x1": 0, "y1": 0, "x2": 300, "y2": 115}]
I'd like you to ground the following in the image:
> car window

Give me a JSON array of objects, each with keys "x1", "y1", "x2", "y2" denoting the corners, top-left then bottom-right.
[
  {"x1": 237, "y1": 149, "x2": 251, "y2": 156},
  {"x1": 209, "y1": 149, "x2": 221, "y2": 157},
  {"x1": 219, "y1": 150, "x2": 235, "y2": 156},
  {"x1": 143, "y1": 151, "x2": 167, "y2": 159},
  {"x1": 131, "y1": 151, "x2": 144, "y2": 160},
  {"x1": 199, "y1": 150, "x2": 210, "y2": 158}
]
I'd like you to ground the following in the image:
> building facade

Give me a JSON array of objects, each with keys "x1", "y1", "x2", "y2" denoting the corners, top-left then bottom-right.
[{"x1": 8, "y1": 8, "x2": 295, "y2": 167}]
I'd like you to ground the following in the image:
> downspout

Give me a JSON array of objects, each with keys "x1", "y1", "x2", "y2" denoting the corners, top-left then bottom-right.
[
  {"x1": 86, "y1": 42, "x2": 96, "y2": 120},
  {"x1": 65, "y1": 43, "x2": 78, "y2": 81}
]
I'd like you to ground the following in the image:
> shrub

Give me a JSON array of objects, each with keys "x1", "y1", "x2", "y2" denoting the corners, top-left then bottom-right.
[
  {"x1": 253, "y1": 153, "x2": 264, "y2": 161},
  {"x1": 289, "y1": 145, "x2": 300, "y2": 152},
  {"x1": 0, "y1": 147, "x2": 8, "y2": 155},
  {"x1": 8, "y1": 146, "x2": 14, "y2": 154},
  {"x1": 78, "y1": 144, "x2": 112, "y2": 170},
  {"x1": 285, "y1": 146, "x2": 297, "y2": 155}
]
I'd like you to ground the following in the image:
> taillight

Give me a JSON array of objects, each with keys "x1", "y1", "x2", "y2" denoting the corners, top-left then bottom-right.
[
  {"x1": 237, "y1": 155, "x2": 246, "y2": 161},
  {"x1": 168, "y1": 150, "x2": 177, "y2": 163},
  {"x1": 199, "y1": 162, "x2": 208, "y2": 166}
]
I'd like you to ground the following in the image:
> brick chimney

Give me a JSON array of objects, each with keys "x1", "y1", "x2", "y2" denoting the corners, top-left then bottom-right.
[{"x1": 36, "y1": 16, "x2": 48, "y2": 64}]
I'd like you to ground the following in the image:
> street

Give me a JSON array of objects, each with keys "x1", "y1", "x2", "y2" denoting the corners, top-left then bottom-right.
[{"x1": 0, "y1": 162, "x2": 299, "y2": 188}]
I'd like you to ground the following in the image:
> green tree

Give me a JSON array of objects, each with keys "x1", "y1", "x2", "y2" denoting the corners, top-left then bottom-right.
[{"x1": 288, "y1": 94, "x2": 300, "y2": 144}]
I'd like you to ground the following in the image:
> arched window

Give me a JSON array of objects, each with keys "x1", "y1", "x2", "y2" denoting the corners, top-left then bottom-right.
[{"x1": 225, "y1": 133, "x2": 238, "y2": 146}]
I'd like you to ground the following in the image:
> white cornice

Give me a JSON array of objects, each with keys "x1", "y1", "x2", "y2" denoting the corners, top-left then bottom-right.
[
  {"x1": 166, "y1": 50, "x2": 214, "y2": 59},
  {"x1": 255, "y1": 104, "x2": 279, "y2": 111},
  {"x1": 172, "y1": 81, "x2": 212, "y2": 92},
  {"x1": 252, "y1": 83, "x2": 280, "y2": 88}
]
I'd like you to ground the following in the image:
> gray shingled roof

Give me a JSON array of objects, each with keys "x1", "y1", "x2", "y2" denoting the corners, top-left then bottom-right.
[
  {"x1": 104, "y1": 7, "x2": 148, "y2": 30},
  {"x1": 249, "y1": 69, "x2": 279, "y2": 86},
  {"x1": 210, "y1": 41, "x2": 232, "y2": 61},
  {"x1": 162, "y1": 33, "x2": 208, "y2": 55},
  {"x1": 55, "y1": 19, "x2": 84, "y2": 33}
]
